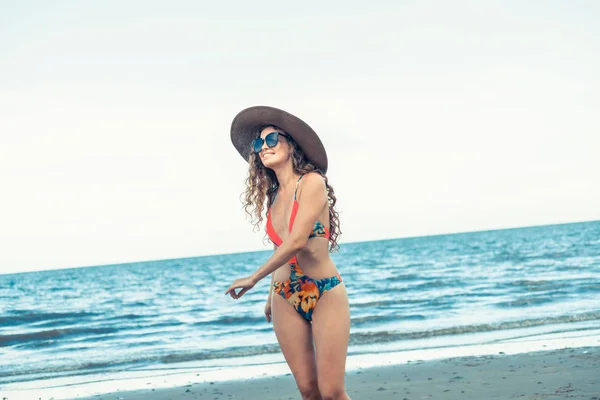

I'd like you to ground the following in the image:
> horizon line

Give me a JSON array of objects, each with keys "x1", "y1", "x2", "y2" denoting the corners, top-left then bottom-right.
[{"x1": 2, "y1": 218, "x2": 597, "y2": 277}]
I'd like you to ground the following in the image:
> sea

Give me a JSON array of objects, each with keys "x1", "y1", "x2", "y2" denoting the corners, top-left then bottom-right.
[{"x1": 1, "y1": 220, "x2": 600, "y2": 399}]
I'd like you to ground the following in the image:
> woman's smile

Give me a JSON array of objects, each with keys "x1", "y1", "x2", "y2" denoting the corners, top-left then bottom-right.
[{"x1": 261, "y1": 151, "x2": 276, "y2": 161}]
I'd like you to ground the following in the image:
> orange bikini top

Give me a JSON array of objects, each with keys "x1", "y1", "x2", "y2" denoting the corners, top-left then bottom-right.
[{"x1": 266, "y1": 174, "x2": 330, "y2": 247}]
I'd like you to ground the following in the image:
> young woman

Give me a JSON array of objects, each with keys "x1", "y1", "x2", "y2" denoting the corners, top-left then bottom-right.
[{"x1": 225, "y1": 106, "x2": 351, "y2": 400}]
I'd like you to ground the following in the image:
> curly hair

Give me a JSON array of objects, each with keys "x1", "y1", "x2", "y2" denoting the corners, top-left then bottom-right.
[{"x1": 242, "y1": 125, "x2": 341, "y2": 252}]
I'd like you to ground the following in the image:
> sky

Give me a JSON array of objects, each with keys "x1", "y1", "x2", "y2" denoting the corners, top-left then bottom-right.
[{"x1": 1, "y1": 0, "x2": 599, "y2": 275}]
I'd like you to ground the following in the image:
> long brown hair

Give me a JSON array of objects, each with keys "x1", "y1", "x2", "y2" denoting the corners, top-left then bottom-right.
[{"x1": 242, "y1": 126, "x2": 341, "y2": 252}]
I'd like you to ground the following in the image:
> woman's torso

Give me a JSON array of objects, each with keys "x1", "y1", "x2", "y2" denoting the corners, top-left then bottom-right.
[{"x1": 267, "y1": 182, "x2": 338, "y2": 282}]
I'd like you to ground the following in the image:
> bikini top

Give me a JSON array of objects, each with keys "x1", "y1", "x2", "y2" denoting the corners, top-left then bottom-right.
[{"x1": 266, "y1": 174, "x2": 331, "y2": 247}]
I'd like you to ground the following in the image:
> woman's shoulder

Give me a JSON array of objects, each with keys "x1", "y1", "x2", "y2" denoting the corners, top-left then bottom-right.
[
  {"x1": 297, "y1": 171, "x2": 327, "y2": 198},
  {"x1": 300, "y1": 171, "x2": 326, "y2": 186}
]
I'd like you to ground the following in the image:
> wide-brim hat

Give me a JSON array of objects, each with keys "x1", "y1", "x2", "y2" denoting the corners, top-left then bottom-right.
[{"x1": 230, "y1": 105, "x2": 328, "y2": 173}]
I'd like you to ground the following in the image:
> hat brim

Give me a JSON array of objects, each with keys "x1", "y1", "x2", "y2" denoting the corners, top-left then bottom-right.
[{"x1": 230, "y1": 106, "x2": 328, "y2": 173}]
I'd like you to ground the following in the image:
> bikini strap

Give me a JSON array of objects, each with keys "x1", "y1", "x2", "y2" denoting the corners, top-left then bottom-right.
[{"x1": 293, "y1": 175, "x2": 304, "y2": 200}]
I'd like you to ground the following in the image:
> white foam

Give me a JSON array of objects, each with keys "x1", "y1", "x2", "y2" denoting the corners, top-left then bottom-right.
[{"x1": 2, "y1": 332, "x2": 599, "y2": 400}]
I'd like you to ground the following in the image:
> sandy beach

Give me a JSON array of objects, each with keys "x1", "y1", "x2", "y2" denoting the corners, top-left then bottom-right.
[{"x1": 67, "y1": 346, "x2": 599, "y2": 400}]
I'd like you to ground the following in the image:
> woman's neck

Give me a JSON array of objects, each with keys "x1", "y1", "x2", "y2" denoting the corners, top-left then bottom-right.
[{"x1": 275, "y1": 165, "x2": 301, "y2": 194}]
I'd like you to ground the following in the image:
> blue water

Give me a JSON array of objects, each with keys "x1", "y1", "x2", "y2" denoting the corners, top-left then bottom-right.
[{"x1": 1, "y1": 221, "x2": 599, "y2": 386}]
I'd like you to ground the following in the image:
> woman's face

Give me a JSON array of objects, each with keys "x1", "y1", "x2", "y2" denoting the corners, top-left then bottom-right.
[{"x1": 258, "y1": 126, "x2": 292, "y2": 169}]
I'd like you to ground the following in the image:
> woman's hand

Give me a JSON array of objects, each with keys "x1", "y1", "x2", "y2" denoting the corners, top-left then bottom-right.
[
  {"x1": 264, "y1": 297, "x2": 272, "y2": 323},
  {"x1": 224, "y1": 276, "x2": 256, "y2": 299}
]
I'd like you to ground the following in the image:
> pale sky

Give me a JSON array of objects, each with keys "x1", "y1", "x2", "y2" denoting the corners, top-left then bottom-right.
[{"x1": 1, "y1": 1, "x2": 599, "y2": 275}]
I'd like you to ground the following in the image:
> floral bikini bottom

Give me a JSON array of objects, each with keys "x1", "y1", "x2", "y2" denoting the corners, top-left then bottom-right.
[{"x1": 273, "y1": 262, "x2": 342, "y2": 322}]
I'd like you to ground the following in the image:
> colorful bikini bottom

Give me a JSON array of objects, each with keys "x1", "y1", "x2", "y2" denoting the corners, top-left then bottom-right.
[{"x1": 272, "y1": 262, "x2": 342, "y2": 322}]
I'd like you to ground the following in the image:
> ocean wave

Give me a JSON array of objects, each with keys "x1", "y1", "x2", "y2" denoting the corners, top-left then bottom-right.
[
  {"x1": 489, "y1": 250, "x2": 563, "y2": 264},
  {"x1": 2, "y1": 310, "x2": 599, "y2": 386},
  {"x1": 0, "y1": 327, "x2": 119, "y2": 347},
  {"x1": 493, "y1": 294, "x2": 566, "y2": 308},
  {"x1": 193, "y1": 315, "x2": 266, "y2": 326},
  {"x1": 580, "y1": 283, "x2": 600, "y2": 292},
  {"x1": 348, "y1": 311, "x2": 600, "y2": 345},
  {"x1": 352, "y1": 314, "x2": 426, "y2": 326},
  {"x1": 351, "y1": 299, "x2": 424, "y2": 309},
  {"x1": 103, "y1": 313, "x2": 147, "y2": 322},
  {"x1": 0, "y1": 311, "x2": 99, "y2": 327},
  {"x1": 504, "y1": 279, "x2": 566, "y2": 289},
  {"x1": 0, "y1": 344, "x2": 282, "y2": 383},
  {"x1": 404, "y1": 280, "x2": 465, "y2": 291},
  {"x1": 386, "y1": 273, "x2": 424, "y2": 282},
  {"x1": 0, "y1": 357, "x2": 142, "y2": 382},
  {"x1": 160, "y1": 344, "x2": 281, "y2": 364}
]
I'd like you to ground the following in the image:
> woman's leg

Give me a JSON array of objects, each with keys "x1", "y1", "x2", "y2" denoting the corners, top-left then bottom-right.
[
  {"x1": 271, "y1": 293, "x2": 322, "y2": 400},
  {"x1": 311, "y1": 283, "x2": 351, "y2": 400}
]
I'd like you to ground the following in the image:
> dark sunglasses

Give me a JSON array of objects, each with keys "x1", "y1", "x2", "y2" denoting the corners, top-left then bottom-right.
[{"x1": 251, "y1": 131, "x2": 290, "y2": 153}]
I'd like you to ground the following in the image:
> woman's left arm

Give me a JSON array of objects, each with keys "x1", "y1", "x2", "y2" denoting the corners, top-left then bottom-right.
[{"x1": 225, "y1": 173, "x2": 327, "y2": 299}]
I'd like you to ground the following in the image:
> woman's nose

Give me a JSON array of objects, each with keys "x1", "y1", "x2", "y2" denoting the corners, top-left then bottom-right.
[{"x1": 261, "y1": 140, "x2": 270, "y2": 152}]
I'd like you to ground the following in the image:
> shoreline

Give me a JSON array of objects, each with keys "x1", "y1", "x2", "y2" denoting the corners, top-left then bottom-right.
[
  {"x1": 1, "y1": 335, "x2": 599, "y2": 400},
  {"x1": 57, "y1": 346, "x2": 600, "y2": 399}
]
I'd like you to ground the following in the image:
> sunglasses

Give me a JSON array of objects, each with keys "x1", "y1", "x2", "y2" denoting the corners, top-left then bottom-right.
[{"x1": 251, "y1": 131, "x2": 290, "y2": 153}]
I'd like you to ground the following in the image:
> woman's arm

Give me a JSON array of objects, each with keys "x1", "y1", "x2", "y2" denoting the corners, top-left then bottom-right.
[
  {"x1": 250, "y1": 173, "x2": 327, "y2": 284},
  {"x1": 225, "y1": 173, "x2": 328, "y2": 299}
]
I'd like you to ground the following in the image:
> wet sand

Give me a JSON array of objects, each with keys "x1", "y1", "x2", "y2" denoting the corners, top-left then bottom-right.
[{"x1": 49, "y1": 346, "x2": 600, "y2": 399}]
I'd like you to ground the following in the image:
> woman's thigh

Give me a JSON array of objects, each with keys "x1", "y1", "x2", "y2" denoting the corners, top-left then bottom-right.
[
  {"x1": 311, "y1": 283, "x2": 351, "y2": 387},
  {"x1": 271, "y1": 293, "x2": 319, "y2": 388}
]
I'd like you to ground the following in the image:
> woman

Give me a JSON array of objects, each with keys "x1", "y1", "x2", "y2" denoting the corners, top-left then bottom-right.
[{"x1": 225, "y1": 106, "x2": 351, "y2": 400}]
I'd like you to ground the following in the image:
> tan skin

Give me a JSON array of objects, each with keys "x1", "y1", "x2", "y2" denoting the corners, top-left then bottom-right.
[{"x1": 225, "y1": 127, "x2": 351, "y2": 400}]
